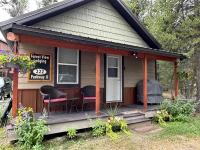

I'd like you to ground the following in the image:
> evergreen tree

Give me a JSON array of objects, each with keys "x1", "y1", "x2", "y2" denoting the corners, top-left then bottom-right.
[
  {"x1": 0, "y1": 0, "x2": 28, "y2": 17},
  {"x1": 126, "y1": 0, "x2": 200, "y2": 100},
  {"x1": 124, "y1": 0, "x2": 153, "y2": 21},
  {"x1": 37, "y1": 0, "x2": 58, "y2": 8}
]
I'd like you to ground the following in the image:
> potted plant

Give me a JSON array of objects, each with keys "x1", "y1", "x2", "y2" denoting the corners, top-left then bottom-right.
[
  {"x1": 107, "y1": 116, "x2": 122, "y2": 132},
  {"x1": 0, "y1": 53, "x2": 35, "y2": 73}
]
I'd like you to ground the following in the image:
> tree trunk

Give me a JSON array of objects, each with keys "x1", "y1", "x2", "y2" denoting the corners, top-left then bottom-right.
[{"x1": 196, "y1": 50, "x2": 200, "y2": 111}]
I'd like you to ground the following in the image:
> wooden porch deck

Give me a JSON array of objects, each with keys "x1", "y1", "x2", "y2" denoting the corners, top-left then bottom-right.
[
  {"x1": 35, "y1": 105, "x2": 159, "y2": 134},
  {"x1": 7, "y1": 105, "x2": 159, "y2": 141}
]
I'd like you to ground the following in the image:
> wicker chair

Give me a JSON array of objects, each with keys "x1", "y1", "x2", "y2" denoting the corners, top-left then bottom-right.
[
  {"x1": 40, "y1": 85, "x2": 67, "y2": 115},
  {"x1": 81, "y1": 85, "x2": 96, "y2": 111}
]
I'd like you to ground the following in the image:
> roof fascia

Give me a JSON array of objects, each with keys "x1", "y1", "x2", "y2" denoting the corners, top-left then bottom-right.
[{"x1": 10, "y1": 24, "x2": 185, "y2": 59}]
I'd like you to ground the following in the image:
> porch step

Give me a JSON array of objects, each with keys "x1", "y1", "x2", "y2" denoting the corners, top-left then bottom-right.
[
  {"x1": 122, "y1": 112, "x2": 144, "y2": 118},
  {"x1": 126, "y1": 118, "x2": 151, "y2": 125},
  {"x1": 123, "y1": 112, "x2": 145, "y2": 121},
  {"x1": 122, "y1": 112, "x2": 151, "y2": 125},
  {"x1": 124, "y1": 115, "x2": 145, "y2": 121}
]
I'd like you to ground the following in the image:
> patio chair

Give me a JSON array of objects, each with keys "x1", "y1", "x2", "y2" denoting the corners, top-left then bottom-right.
[
  {"x1": 40, "y1": 85, "x2": 67, "y2": 115},
  {"x1": 81, "y1": 85, "x2": 96, "y2": 111}
]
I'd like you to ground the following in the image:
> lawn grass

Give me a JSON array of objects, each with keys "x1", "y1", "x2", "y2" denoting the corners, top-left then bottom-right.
[{"x1": 158, "y1": 117, "x2": 200, "y2": 138}]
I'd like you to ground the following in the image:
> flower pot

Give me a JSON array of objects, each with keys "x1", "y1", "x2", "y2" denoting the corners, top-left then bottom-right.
[
  {"x1": 112, "y1": 125, "x2": 121, "y2": 132},
  {"x1": 5, "y1": 62, "x2": 19, "y2": 69}
]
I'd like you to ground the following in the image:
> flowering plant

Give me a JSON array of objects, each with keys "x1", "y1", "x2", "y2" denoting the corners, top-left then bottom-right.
[
  {"x1": 16, "y1": 106, "x2": 34, "y2": 126},
  {"x1": 15, "y1": 106, "x2": 48, "y2": 149},
  {"x1": 153, "y1": 109, "x2": 172, "y2": 125},
  {"x1": 107, "y1": 116, "x2": 128, "y2": 132},
  {"x1": 0, "y1": 51, "x2": 35, "y2": 73}
]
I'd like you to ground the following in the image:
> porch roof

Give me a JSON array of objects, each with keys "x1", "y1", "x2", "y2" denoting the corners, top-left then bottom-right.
[{"x1": 10, "y1": 24, "x2": 185, "y2": 60}]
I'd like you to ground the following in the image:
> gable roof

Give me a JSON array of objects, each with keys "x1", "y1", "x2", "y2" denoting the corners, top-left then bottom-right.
[{"x1": 0, "y1": 0, "x2": 161, "y2": 49}]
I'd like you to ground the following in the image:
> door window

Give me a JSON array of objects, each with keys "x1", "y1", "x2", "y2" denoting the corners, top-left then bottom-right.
[{"x1": 108, "y1": 57, "x2": 119, "y2": 78}]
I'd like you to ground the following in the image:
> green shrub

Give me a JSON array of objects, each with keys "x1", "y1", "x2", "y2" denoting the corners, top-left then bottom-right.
[
  {"x1": 66, "y1": 128, "x2": 77, "y2": 139},
  {"x1": 154, "y1": 99, "x2": 196, "y2": 124},
  {"x1": 15, "y1": 107, "x2": 48, "y2": 149},
  {"x1": 92, "y1": 119, "x2": 106, "y2": 137},
  {"x1": 159, "y1": 117, "x2": 200, "y2": 138},
  {"x1": 160, "y1": 99, "x2": 196, "y2": 121},
  {"x1": 153, "y1": 109, "x2": 172, "y2": 125}
]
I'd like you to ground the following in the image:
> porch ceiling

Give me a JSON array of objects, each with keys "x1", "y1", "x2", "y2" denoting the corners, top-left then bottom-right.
[{"x1": 10, "y1": 24, "x2": 185, "y2": 61}]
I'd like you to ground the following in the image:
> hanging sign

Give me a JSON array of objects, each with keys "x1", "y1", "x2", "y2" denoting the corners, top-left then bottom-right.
[{"x1": 28, "y1": 53, "x2": 51, "y2": 81}]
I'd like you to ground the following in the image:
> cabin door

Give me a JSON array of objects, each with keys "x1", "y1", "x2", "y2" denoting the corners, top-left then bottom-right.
[{"x1": 106, "y1": 55, "x2": 122, "y2": 102}]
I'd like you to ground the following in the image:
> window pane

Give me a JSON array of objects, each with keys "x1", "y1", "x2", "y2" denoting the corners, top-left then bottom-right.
[
  {"x1": 108, "y1": 57, "x2": 118, "y2": 67},
  {"x1": 58, "y1": 48, "x2": 78, "y2": 64},
  {"x1": 58, "y1": 65, "x2": 77, "y2": 83},
  {"x1": 108, "y1": 68, "x2": 118, "y2": 77}
]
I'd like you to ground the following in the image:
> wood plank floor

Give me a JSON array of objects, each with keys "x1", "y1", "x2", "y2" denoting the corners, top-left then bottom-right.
[{"x1": 35, "y1": 104, "x2": 159, "y2": 125}]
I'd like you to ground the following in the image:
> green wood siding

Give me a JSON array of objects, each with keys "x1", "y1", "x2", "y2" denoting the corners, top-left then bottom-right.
[
  {"x1": 34, "y1": 0, "x2": 149, "y2": 48},
  {"x1": 124, "y1": 56, "x2": 155, "y2": 87},
  {"x1": 17, "y1": 47, "x2": 155, "y2": 89},
  {"x1": 18, "y1": 43, "x2": 55, "y2": 89}
]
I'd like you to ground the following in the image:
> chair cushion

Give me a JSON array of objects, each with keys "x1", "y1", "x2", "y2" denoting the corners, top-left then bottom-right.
[
  {"x1": 83, "y1": 97, "x2": 96, "y2": 100},
  {"x1": 83, "y1": 97, "x2": 96, "y2": 103},
  {"x1": 44, "y1": 98, "x2": 67, "y2": 103}
]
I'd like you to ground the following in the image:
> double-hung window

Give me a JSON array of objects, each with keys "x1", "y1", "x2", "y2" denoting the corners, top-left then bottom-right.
[{"x1": 57, "y1": 48, "x2": 79, "y2": 84}]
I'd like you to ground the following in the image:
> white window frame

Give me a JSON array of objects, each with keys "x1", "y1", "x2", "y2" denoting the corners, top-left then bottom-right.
[{"x1": 57, "y1": 48, "x2": 79, "y2": 84}]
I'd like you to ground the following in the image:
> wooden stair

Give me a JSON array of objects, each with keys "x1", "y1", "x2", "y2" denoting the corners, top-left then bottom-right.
[{"x1": 122, "y1": 112, "x2": 151, "y2": 125}]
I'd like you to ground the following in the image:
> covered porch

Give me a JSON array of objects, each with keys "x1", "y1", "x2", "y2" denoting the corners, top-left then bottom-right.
[{"x1": 7, "y1": 25, "x2": 182, "y2": 117}]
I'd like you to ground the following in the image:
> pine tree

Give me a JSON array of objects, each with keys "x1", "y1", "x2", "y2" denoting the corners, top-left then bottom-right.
[
  {"x1": 0, "y1": 0, "x2": 28, "y2": 17},
  {"x1": 37, "y1": 0, "x2": 58, "y2": 8},
  {"x1": 126, "y1": 0, "x2": 200, "y2": 100}
]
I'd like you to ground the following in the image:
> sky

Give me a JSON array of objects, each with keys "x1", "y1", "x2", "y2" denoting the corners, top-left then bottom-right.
[{"x1": 0, "y1": 0, "x2": 38, "y2": 41}]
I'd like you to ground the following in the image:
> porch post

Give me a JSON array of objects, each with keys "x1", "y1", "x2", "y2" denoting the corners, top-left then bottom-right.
[
  {"x1": 143, "y1": 55, "x2": 148, "y2": 111},
  {"x1": 12, "y1": 41, "x2": 19, "y2": 117},
  {"x1": 174, "y1": 61, "x2": 179, "y2": 97},
  {"x1": 96, "y1": 53, "x2": 101, "y2": 115}
]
